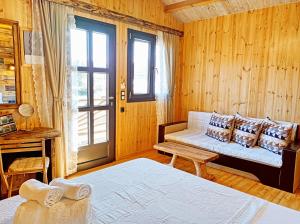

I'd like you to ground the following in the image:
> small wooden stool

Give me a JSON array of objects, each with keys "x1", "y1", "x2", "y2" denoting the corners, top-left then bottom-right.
[{"x1": 154, "y1": 142, "x2": 219, "y2": 180}]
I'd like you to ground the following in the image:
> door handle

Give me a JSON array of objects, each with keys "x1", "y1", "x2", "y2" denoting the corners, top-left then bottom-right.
[{"x1": 109, "y1": 96, "x2": 115, "y2": 107}]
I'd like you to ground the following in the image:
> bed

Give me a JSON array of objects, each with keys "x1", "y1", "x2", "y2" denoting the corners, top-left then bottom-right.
[{"x1": 1, "y1": 158, "x2": 300, "y2": 224}]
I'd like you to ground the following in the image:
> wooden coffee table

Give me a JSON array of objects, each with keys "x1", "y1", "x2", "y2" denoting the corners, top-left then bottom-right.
[{"x1": 154, "y1": 142, "x2": 219, "y2": 180}]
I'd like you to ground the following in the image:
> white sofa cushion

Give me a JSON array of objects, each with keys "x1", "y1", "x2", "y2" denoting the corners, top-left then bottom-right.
[
  {"x1": 165, "y1": 129, "x2": 283, "y2": 168},
  {"x1": 187, "y1": 111, "x2": 212, "y2": 131}
]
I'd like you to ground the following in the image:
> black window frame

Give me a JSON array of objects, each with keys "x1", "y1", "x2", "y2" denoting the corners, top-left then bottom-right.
[{"x1": 127, "y1": 29, "x2": 156, "y2": 103}]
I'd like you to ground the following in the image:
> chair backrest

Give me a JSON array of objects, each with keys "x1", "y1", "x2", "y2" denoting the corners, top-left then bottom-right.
[{"x1": 0, "y1": 138, "x2": 45, "y2": 154}]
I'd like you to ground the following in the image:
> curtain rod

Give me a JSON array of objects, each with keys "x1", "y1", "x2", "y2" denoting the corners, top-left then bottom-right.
[{"x1": 46, "y1": 0, "x2": 184, "y2": 37}]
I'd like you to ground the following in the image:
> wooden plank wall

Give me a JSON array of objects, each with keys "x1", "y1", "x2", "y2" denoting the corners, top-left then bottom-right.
[
  {"x1": 0, "y1": 0, "x2": 40, "y2": 129},
  {"x1": 0, "y1": 0, "x2": 183, "y2": 159},
  {"x1": 69, "y1": 0, "x2": 183, "y2": 159},
  {"x1": 76, "y1": 10, "x2": 182, "y2": 159},
  {"x1": 178, "y1": 2, "x2": 300, "y2": 123},
  {"x1": 77, "y1": 0, "x2": 183, "y2": 31}
]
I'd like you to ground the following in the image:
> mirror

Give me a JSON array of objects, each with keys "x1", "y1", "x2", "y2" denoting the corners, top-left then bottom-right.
[
  {"x1": 18, "y1": 103, "x2": 34, "y2": 117},
  {"x1": 0, "y1": 18, "x2": 21, "y2": 108},
  {"x1": 18, "y1": 104, "x2": 34, "y2": 131}
]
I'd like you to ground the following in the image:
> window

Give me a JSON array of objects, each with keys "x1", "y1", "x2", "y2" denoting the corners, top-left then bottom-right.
[{"x1": 127, "y1": 29, "x2": 156, "y2": 102}]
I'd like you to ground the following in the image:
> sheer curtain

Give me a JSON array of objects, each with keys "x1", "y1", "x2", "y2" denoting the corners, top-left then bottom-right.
[
  {"x1": 31, "y1": 0, "x2": 78, "y2": 177},
  {"x1": 156, "y1": 31, "x2": 179, "y2": 126}
]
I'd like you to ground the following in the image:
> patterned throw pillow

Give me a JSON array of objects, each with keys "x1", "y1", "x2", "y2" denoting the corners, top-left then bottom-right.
[
  {"x1": 205, "y1": 112, "x2": 235, "y2": 143},
  {"x1": 258, "y1": 119, "x2": 293, "y2": 155},
  {"x1": 232, "y1": 114, "x2": 263, "y2": 148}
]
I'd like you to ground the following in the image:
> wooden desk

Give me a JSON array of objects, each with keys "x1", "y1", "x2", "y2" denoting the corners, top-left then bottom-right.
[
  {"x1": 0, "y1": 127, "x2": 60, "y2": 140},
  {"x1": 0, "y1": 127, "x2": 60, "y2": 197}
]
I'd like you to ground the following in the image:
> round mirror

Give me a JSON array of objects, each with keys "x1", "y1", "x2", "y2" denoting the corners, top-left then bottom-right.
[{"x1": 18, "y1": 104, "x2": 34, "y2": 118}]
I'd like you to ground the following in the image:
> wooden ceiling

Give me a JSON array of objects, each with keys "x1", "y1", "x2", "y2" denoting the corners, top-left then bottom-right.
[{"x1": 162, "y1": 0, "x2": 300, "y2": 23}]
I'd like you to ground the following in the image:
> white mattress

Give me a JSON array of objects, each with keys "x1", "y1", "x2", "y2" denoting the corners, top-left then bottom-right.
[
  {"x1": 1, "y1": 159, "x2": 300, "y2": 224},
  {"x1": 165, "y1": 129, "x2": 283, "y2": 168}
]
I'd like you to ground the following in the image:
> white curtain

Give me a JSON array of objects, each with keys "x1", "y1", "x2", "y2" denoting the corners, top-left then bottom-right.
[
  {"x1": 31, "y1": 0, "x2": 78, "y2": 177},
  {"x1": 31, "y1": 1, "x2": 52, "y2": 127},
  {"x1": 64, "y1": 15, "x2": 79, "y2": 176},
  {"x1": 155, "y1": 31, "x2": 179, "y2": 125}
]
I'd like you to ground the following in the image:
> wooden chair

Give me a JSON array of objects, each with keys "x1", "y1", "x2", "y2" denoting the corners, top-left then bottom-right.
[{"x1": 0, "y1": 138, "x2": 49, "y2": 197}]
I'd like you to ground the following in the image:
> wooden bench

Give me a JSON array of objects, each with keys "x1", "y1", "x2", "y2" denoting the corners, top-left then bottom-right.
[{"x1": 154, "y1": 142, "x2": 219, "y2": 180}]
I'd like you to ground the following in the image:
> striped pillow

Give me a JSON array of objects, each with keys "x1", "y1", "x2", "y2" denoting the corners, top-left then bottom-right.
[
  {"x1": 206, "y1": 112, "x2": 235, "y2": 143},
  {"x1": 258, "y1": 118, "x2": 293, "y2": 155},
  {"x1": 232, "y1": 114, "x2": 263, "y2": 148}
]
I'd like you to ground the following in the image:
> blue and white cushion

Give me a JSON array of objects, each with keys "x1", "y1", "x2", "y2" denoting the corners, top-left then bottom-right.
[
  {"x1": 232, "y1": 114, "x2": 263, "y2": 148},
  {"x1": 258, "y1": 118, "x2": 293, "y2": 155},
  {"x1": 206, "y1": 112, "x2": 235, "y2": 143}
]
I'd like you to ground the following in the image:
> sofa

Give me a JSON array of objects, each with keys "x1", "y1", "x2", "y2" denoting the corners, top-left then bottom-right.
[{"x1": 158, "y1": 111, "x2": 300, "y2": 193}]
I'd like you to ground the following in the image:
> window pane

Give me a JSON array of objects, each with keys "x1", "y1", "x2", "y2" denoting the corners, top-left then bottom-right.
[
  {"x1": 93, "y1": 32, "x2": 107, "y2": 68},
  {"x1": 94, "y1": 73, "x2": 108, "y2": 106},
  {"x1": 71, "y1": 29, "x2": 87, "y2": 67},
  {"x1": 133, "y1": 39, "x2": 150, "y2": 94},
  {"x1": 94, "y1": 110, "x2": 108, "y2": 144},
  {"x1": 78, "y1": 112, "x2": 89, "y2": 147},
  {"x1": 77, "y1": 72, "x2": 88, "y2": 107}
]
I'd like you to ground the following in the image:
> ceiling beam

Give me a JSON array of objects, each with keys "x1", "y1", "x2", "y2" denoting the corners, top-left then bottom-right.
[{"x1": 165, "y1": 0, "x2": 220, "y2": 13}]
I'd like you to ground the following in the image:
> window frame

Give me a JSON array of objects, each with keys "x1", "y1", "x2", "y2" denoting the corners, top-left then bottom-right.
[{"x1": 127, "y1": 29, "x2": 156, "y2": 103}]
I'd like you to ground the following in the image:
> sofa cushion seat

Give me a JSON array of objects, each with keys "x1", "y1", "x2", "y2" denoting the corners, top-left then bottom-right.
[{"x1": 165, "y1": 129, "x2": 282, "y2": 168}]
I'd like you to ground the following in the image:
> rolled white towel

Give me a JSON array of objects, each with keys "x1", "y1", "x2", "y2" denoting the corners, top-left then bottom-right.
[
  {"x1": 50, "y1": 178, "x2": 92, "y2": 200},
  {"x1": 19, "y1": 179, "x2": 63, "y2": 208}
]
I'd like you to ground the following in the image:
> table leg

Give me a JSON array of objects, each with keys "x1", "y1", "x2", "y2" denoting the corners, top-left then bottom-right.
[
  {"x1": 193, "y1": 161, "x2": 201, "y2": 177},
  {"x1": 169, "y1": 154, "x2": 177, "y2": 167},
  {"x1": 194, "y1": 161, "x2": 215, "y2": 181},
  {"x1": 50, "y1": 139, "x2": 56, "y2": 179},
  {"x1": 200, "y1": 163, "x2": 209, "y2": 178}
]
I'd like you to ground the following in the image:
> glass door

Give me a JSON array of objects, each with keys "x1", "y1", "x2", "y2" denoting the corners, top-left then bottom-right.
[{"x1": 71, "y1": 16, "x2": 116, "y2": 171}]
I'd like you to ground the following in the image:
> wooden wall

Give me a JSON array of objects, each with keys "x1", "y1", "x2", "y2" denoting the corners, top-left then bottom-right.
[
  {"x1": 78, "y1": 0, "x2": 183, "y2": 31},
  {"x1": 75, "y1": 10, "x2": 182, "y2": 159},
  {"x1": 0, "y1": 0, "x2": 183, "y2": 160},
  {"x1": 178, "y1": 2, "x2": 300, "y2": 123},
  {"x1": 76, "y1": 0, "x2": 183, "y2": 159},
  {"x1": 0, "y1": 0, "x2": 40, "y2": 129}
]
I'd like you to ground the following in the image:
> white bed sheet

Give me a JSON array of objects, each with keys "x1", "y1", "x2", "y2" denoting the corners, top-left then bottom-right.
[{"x1": 1, "y1": 158, "x2": 300, "y2": 224}]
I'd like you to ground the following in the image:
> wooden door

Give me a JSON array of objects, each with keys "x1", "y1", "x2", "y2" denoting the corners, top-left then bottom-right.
[{"x1": 71, "y1": 16, "x2": 116, "y2": 171}]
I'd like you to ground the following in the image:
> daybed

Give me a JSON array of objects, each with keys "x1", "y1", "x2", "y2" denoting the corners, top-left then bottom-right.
[{"x1": 158, "y1": 111, "x2": 300, "y2": 193}]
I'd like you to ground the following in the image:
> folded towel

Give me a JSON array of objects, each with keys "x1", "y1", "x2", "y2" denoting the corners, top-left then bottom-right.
[
  {"x1": 50, "y1": 178, "x2": 92, "y2": 200},
  {"x1": 19, "y1": 179, "x2": 63, "y2": 208},
  {"x1": 13, "y1": 197, "x2": 92, "y2": 224}
]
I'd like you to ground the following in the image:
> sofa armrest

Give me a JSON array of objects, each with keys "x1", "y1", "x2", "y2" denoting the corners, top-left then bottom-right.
[
  {"x1": 158, "y1": 121, "x2": 187, "y2": 143},
  {"x1": 288, "y1": 142, "x2": 300, "y2": 152},
  {"x1": 280, "y1": 142, "x2": 300, "y2": 192}
]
